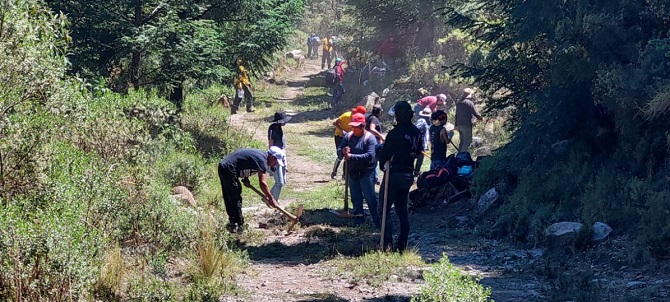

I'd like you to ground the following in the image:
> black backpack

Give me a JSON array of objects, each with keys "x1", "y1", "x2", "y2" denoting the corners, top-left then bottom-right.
[{"x1": 324, "y1": 68, "x2": 337, "y2": 86}]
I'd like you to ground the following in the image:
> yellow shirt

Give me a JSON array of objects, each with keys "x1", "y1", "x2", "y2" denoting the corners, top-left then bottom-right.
[
  {"x1": 334, "y1": 111, "x2": 353, "y2": 137},
  {"x1": 234, "y1": 65, "x2": 251, "y2": 89},
  {"x1": 322, "y1": 37, "x2": 332, "y2": 52}
]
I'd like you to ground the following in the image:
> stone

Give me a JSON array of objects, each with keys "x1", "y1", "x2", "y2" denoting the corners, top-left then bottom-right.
[
  {"x1": 627, "y1": 281, "x2": 647, "y2": 289},
  {"x1": 171, "y1": 186, "x2": 196, "y2": 207},
  {"x1": 592, "y1": 221, "x2": 613, "y2": 241},
  {"x1": 545, "y1": 222, "x2": 583, "y2": 237},
  {"x1": 476, "y1": 188, "x2": 499, "y2": 216},
  {"x1": 472, "y1": 136, "x2": 485, "y2": 148}
]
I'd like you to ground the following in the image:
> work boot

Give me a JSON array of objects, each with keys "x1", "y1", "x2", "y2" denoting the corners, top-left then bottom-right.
[
  {"x1": 225, "y1": 223, "x2": 244, "y2": 234},
  {"x1": 246, "y1": 106, "x2": 256, "y2": 113}
]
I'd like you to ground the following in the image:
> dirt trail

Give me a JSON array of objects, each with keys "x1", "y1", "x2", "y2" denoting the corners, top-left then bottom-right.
[{"x1": 226, "y1": 58, "x2": 550, "y2": 301}]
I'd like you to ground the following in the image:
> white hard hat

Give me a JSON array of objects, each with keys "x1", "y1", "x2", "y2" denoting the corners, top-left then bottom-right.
[{"x1": 438, "y1": 94, "x2": 447, "y2": 102}]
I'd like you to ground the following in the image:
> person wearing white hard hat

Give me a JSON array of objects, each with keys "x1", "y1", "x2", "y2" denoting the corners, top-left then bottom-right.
[{"x1": 413, "y1": 93, "x2": 447, "y2": 118}]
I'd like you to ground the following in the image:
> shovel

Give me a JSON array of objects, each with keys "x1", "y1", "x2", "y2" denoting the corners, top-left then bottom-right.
[
  {"x1": 330, "y1": 160, "x2": 363, "y2": 218},
  {"x1": 247, "y1": 184, "x2": 303, "y2": 232}
]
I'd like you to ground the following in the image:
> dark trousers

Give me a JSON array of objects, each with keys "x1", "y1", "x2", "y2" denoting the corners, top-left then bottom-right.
[
  {"x1": 378, "y1": 171, "x2": 413, "y2": 251},
  {"x1": 218, "y1": 164, "x2": 244, "y2": 226},
  {"x1": 307, "y1": 44, "x2": 313, "y2": 58},
  {"x1": 232, "y1": 85, "x2": 253, "y2": 114},
  {"x1": 321, "y1": 49, "x2": 332, "y2": 69}
]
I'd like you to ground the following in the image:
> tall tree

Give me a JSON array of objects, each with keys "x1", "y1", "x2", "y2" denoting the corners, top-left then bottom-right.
[{"x1": 46, "y1": 0, "x2": 304, "y2": 109}]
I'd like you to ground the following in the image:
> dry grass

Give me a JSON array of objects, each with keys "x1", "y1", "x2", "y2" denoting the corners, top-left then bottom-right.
[{"x1": 98, "y1": 244, "x2": 124, "y2": 296}]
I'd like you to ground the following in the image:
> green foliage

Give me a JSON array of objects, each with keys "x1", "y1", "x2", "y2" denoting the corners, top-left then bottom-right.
[
  {"x1": 413, "y1": 253, "x2": 491, "y2": 302},
  {"x1": 447, "y1": 0, "x2": 670, "y2": 257}
]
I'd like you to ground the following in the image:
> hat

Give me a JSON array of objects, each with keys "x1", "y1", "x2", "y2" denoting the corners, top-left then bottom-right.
[
  {"x1": 393, "y1": 101, "x2": 412, "y2": 115},
  {"x1": 335, "y1": 57, "x2": 343, "y2": 63},
  {"x1": 463, "y1": 88, "x2": 474, "y2": 98},
  {"x1": 431, "y1": 110, "x2": 447, "y2": 120},
  {"x1": 419, "y1": 107, "x2": 432, "y2": 117},
  {"x1": 372, "y1": 104, "x2": 383, "y2": 112},
  {"x1": 348, "y1": 113, "x2": 366, "y2": 127},
  {"x1": 354, "y1": 105, "x2": 367, "y2": 114},
  {"x1": 437, "y1": 94, "x2": 447, "y2": 102},
  {"x1": 268, "y1": 146, "x2": 285, "y2": 167},
  {"x1": 272, "y1": 111, "x2": 292, "y2": 124}
]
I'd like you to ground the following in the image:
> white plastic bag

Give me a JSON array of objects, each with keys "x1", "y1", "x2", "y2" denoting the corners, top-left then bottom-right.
[{"x1": 236, "y1": 89, "x2": 244, "y2": 98}]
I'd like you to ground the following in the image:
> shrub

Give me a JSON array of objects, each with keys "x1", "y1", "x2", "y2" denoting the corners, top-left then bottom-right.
[{"x1": 413, "y1": 254, "x2": 491, "y2": 302}]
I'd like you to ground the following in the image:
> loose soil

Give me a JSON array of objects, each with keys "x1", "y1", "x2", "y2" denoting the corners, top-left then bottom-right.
[{"x1": 224, "y1": 59, "x2": 670, "y2": 302}]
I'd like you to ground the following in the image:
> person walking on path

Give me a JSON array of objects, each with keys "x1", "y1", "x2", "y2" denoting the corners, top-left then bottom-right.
[
  {"x1": 331, "y1": 106, "x2": 367, "y2": 179},
  {"x1": 217, "y1": 147, "x2": 284, "y2": 233},
  {"x1": 413, "y1": 107, "x2": 431, "y2": 176},
  {"x1": 332, "y1": 58, "x2": 347, "y2": 104},
  {"x1": 310, "y1": 34, "x2": 320, "y2": 58},
  {"x1": 306, "y1": 33, "x2": 314, "y2": 59},
  {"x1": 429, "y1": 110, "x2": 450, "y2": 169},
  {"x1": 365, "y1": 104, "x2": 384, "y2": 184},
  {"x1": 377, "y1": 101, "x2": 422, "y2": 252},
  {"x1": 414, "y1": 94, "x2": 447, "y2": 118},
  {"x1": 321, "y1": 35, "x2": 333, "y2": 69},
  {"x1": 455, "y1": 88, "x2": 482, "y2": 153},
  {"x1": 232, "y1": 59, "x2": 255, "y2": 114},
  {"x1": 337, "y1": 113, "x2": 380, "y2": 227},
  {"x1": 268, "y1": 111, "x2": 291, "y2": 200}
]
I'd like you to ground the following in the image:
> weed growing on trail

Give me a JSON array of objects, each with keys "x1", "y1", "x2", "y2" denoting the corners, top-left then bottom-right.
[
  {"x1": 332, "y1": 250, "x2": 425, "y2": 287},
  {"x1": 413, "y1": 253, "x2": 491, "y2": 302},
  {"x1": 97, "y1": 245, "x2": 124, "y2": 297}
]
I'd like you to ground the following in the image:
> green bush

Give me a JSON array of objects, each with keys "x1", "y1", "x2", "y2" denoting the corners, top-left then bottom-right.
[{"x1": 413, "y1": 254, "x2": 491, "y2": 302}]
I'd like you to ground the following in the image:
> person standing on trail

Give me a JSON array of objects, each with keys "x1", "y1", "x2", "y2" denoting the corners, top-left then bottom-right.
[
  {"x1": 310, "y1": 34, "x2": 320, "y2": 58},
  {"x1": 218, "y1": 147, "x2": 284, "y2": 233},
  {"x1": 377, "y1": 35, "x2": 398, "y2": 70},
  {"x1": 454, "y1": 88, "x2": 482, "y2": 153},
  {"x1": 268, "y1": 111, "x2": 292, "y2": 200},
  {"x1": 365, "y1": 104, "x2": 384, "y2": 184},
  {"x1": 306, "y1": 33, "x2": 314, "y2": 59},
  {"x1": 414, "y1": 94, "x2": 447, "y2": 118},
  {"x1": 413, "y1": 107, "x2": 432, "y2": 177},
  {"x1": 331, "y1": 106, "x2": 367, "y2": 179},
  {"x1": 321, "y1": 35, "x2": 333, "y2": 69},
  {"x1": 232, "y1": 59, "x2": 255, "y2": 114},
  {"x1": 429, "y1": 110, "x2": 450, "y2": 169},
  {"x1": 338, "y1": 113, "x2": 380, "y2": 227},
  {"x1": 332, "y1": 58, "x2": 346, "y2": 104},
  {"x1": 377, "y1": 100, "x2": 422, "y2": 252}
]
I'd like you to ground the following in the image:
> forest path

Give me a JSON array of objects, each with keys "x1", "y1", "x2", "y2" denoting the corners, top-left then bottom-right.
[{"x1": 225, "y1": 57, "x2": 550, "y2": 301}]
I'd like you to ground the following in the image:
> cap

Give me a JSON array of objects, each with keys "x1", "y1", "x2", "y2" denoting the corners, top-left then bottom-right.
[
  {"x1": 419, "y1": 107, "x2": 432, "y2": 117},
  {"x1": 373, "y1": 104, "x2": 383, "y2": 112},
  {"x1": 268, "y1": 146, "x2": 285, "y2": 167},
  {"x1": 354, "y1": 105, "x2": 367, "y2": 114},
  {"x1": 437, "y1": 94, "x2": 447, "y2": 102},
  {"x1": 348, "y1": 113, "x2": 366, "y2": 127},
  {"x1": 271, "y1": 111, "x2": 292, "y2": 124}
]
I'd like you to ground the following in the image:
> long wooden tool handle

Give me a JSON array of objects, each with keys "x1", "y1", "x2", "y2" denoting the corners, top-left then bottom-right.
[
  {"x1": 380, "y1": 159, "x2": 392, "y2": 250},
  {"x1": 247, "y1": 184, "x2": 297, "y2": 221},
  {"x1": 343, "y1": 160, "x2": 349, "y2": 211}
]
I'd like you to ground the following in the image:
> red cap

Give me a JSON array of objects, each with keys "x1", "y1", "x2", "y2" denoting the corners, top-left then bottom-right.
[
  {"x1": 348, "y1": 113, "x2": 366, "y2": 127},
  {"x1": 353, "y1": 105, "x2": 367, "y2": 114}
]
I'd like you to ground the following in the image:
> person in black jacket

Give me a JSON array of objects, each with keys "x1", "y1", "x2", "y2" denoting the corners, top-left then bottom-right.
[{"x1": 377, "y1": 101, "x2": 423, "y2": 252}]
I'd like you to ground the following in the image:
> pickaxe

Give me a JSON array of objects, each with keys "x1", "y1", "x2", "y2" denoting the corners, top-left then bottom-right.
[{"x1": 246, "y1": 184, "x2": 303, "y2": 232}]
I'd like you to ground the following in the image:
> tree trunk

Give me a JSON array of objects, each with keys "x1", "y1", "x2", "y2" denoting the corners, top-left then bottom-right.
[{"x1": 130, "y1": 0, "x2": 144, "y2": 88}]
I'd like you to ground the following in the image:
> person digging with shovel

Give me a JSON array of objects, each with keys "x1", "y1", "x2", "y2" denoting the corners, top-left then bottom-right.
[
  {"x1": 377, "y1": 100, "x2": 423, "y2": 252},
  {"x1": 217, "y1": 147, "x2": 284, "y2": 234}
]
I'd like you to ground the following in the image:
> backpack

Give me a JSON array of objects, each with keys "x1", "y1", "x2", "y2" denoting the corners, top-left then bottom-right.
[
  {"x1": 417, "y1": 167, "x2": 452, "y2": 189},
  {"x1": 324, "y1": 68, "x2": 337, "y2": 86}
]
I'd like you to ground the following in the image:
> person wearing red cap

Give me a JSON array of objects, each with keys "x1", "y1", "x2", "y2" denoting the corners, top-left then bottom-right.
[
  {"x1": 337, "y1": 112, "x2": 380, "y2": 227},
  {"x1": 331, "y1": 106, "x2": 367, "y2": 179}
]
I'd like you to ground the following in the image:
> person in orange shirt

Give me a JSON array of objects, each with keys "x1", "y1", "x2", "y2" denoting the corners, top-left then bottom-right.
[{"x1": 232, "y1": 59, "x2": 255, "y2": 114}]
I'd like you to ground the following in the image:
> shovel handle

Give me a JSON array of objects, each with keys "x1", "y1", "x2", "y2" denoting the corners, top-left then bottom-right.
[{"x1": 247, "y1": 184, "x2": 298, "y2": 221}]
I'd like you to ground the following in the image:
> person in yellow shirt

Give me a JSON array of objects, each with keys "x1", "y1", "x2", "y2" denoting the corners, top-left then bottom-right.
[
  {"x1": 232, "y1": 59, "x2": 255, "y2": 114},
  {"x1": 321, "y1": 35, "x2": 333, "y2": 69},
  {"x1": 330, "y1": 105, "x2": 367, "y2": 179}
]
